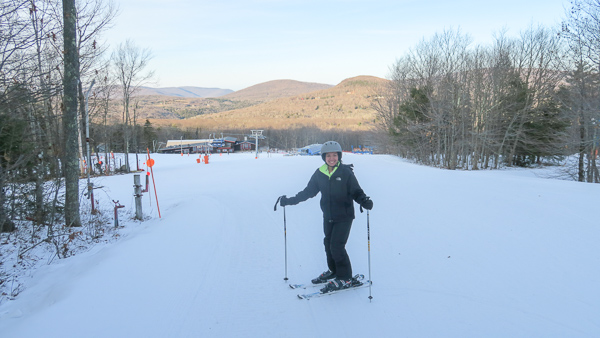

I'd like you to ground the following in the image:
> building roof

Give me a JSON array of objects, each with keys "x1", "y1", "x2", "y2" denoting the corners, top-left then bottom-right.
[
  {"x1": 298, "y1": 144, "x2": 322, "y2": 155},
  {"x1": 165, "y1": 139, "x2": 212, "y2": 148}
]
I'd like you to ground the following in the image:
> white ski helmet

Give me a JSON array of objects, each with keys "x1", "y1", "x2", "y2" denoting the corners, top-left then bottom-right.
[{"x1": 321, "y1": 141, "x2": 342, "y2": 161}]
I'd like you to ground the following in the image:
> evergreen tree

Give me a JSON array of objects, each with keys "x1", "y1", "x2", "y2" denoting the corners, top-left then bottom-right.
[{"x1": 143, "y1": 119, "x2": 157, "y2": 152}]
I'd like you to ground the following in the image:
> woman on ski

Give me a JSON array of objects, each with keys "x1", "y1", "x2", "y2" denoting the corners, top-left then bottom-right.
[{"x1": 277, "y1": 141, "x2": 373, "y2": 293}]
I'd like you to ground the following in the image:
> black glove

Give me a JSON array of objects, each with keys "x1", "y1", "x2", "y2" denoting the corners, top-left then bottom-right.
[
  {"x1": 279, "y1": 195, "x2": 289, "y2": 207},
  {"x1": 359, "y1": 196, "x2": 373, "y2": 211}
]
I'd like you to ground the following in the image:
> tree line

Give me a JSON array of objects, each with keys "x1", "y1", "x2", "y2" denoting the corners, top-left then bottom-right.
[
  {"x1": 93, "y1": 122, "x2": 374, "y2": 156},
  {"x1": 374, "y1": 0, "x2": 600, "y2": 183},
  {"x1": 1, "y1": 0, "x2": 153, "y2": 234}
]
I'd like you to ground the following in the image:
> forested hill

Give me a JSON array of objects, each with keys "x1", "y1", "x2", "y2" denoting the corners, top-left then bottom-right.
[
  {"x1": 148, "y1": 75, "x2": 388, "y2": 131},
  {"x1": 112, "y1": 79, "x2": 339, "y2": 121},
  {"x1": 220, "y1": 79, "x2": 333, "y2": 102}
]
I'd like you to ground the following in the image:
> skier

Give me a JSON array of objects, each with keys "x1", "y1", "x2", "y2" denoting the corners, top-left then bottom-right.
[{"x1": 277, "y1": 141, "x2": 373, "y2": 293}]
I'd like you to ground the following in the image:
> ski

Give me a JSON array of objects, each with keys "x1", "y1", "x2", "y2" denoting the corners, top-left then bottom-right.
[
  {"x1": 297, "y1": 280, "x2": 372, "y2": 299},
  {"x1": 289, "y1": 273, "x2": 364, "y2": 290},
  {"x1": 289, "y1": 282, "x2": 326, "y2": 290},
  {"x1": 296, "y1": 274, "x2": 370, "y2": 300}
]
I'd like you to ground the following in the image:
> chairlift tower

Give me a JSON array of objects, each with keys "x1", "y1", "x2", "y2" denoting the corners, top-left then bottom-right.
[{"x1": 251, "y1": 130, "x2": 263, "y2": 159}]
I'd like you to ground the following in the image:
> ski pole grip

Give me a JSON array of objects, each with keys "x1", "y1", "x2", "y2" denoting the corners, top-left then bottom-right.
[{"x1": 274, "y1": 196, "x2": 282, "y2": 211}]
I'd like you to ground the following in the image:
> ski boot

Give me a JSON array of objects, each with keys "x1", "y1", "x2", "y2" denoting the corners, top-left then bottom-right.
[
  {"x1": 311, "y1": 270, "x2": 336, "y2": 284},
  {"x1": 320, "y1": 277, "x2": 352, "y2": 294}
]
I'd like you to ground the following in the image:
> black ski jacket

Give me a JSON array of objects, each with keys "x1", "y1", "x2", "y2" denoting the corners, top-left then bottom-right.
[{"x1": 286, "y1": 162, "x2": 367, "y2": 222}]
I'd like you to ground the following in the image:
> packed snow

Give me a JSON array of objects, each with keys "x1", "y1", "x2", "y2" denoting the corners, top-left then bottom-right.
[{"x1": 0, "y1": 152, "x2": 598, "y2": 337}]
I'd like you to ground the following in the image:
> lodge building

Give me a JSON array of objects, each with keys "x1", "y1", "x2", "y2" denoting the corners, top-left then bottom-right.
[{"x1": 158, "y1": 137, "x2": 256, "y2": 154}]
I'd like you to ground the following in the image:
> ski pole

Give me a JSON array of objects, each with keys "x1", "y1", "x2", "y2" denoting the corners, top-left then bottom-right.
[
  {"x1": 283, "y1": 205, "x2": 288, "y2": 281},
  {"x1": 274, "y1": 197, "x2": 288, "y2": 281},
  {"x1": 367, "y1": 210, "x2": 373, "y2": 302}
]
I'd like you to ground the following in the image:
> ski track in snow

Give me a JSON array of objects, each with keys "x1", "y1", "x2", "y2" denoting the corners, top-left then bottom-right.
[{"x1": 0, "y1": 152, "x2": 599, "y2": 337}]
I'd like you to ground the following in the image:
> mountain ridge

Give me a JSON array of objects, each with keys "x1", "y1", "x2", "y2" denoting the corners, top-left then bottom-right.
[
  {"x1": 221, "y1": 79, "x2": 333, "y2": 102},
  {"x1": 135, "y1": 86, "x2": 234, "y2": 98},
  {"x1": 135, "y1": 79, "x2": 333, "y2": 100},
  {"x1": 148, "y1": 75, "x2": 389, "y2": 131}
]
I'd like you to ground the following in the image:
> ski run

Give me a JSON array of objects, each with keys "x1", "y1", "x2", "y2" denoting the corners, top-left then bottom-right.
[{"x1": 0, "y1": 152, "x2": 598, "y2": 337}]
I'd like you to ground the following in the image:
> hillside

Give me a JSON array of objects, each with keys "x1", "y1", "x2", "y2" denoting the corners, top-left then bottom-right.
[
  {"x1": 149, "y1": 76, "x2": 390, "y2": 131},
  {"x1": 221, "y1": 79, "x2": 333, "y2": 102},
  {"x1": 102, "y1": 96, "x2": 255, "y2": 120},
  {"x1": 112, "y1": 79, "x2": 336, "y2": 120}
]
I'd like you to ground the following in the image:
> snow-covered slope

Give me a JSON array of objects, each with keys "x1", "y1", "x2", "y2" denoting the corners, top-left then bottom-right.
[{"x1": 0, "y1": 153, "x2": 598, "y2": 337}]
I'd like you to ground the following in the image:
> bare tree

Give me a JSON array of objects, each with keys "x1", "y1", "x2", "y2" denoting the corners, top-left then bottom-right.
[
  {"x1": 376, "y1": 26, "x2": 567, "y2": 170},
  {"x1": 561, "y1": 0, "x2": 600, "y2": 182},
  {"x1": 111, "y1": 39, "x2": 153, "y2": 172},
  {"x1": 1, "y1": 1, "x2": 30, "y2": 232},
  {"x1": 564, "y1": 0, "x2": 600, "y2": 69},
  {"x1": 93, "y1": 63, "x2": 117, "y2": 174},
  {"x1": 74, "y1": 0, "x2": 117, "y2": 172}
]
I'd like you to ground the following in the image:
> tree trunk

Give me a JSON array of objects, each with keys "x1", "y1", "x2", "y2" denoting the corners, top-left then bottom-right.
[
  {"x1": 578, "y1": 116, "x2": 586, "y2": 182},
  {"x1": 592, "y1": 156, "x2": 599, "y2": 183},
  {"x1": 78, "y1": 81, "x2": 86, "y2": 175},
  {"x1": 62, "y1": 0, "x2": 81, "y2": 227},
  {"x1": 124, "y1": 96, "x2": 130, "y2": 172},
  {"x1": 0, "y1": 163, "x2": 15, "y2": 233}
]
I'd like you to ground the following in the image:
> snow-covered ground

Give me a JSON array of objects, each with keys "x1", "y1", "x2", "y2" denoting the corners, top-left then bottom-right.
[{"x1": 0, "y1": 152, "x2": 598, "y2": 337}]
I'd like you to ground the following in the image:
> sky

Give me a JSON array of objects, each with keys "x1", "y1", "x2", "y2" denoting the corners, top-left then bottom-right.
[{"x1": 103, "y1": 0, "x2": 568, "y2": 91}]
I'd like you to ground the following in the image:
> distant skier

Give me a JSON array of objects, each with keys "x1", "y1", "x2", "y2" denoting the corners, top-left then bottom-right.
[{"x1": 277, "y1": 141, "x2": 373, "y2": 293}]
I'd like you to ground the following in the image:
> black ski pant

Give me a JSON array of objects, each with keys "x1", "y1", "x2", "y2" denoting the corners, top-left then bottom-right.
[{"x1": 323, "y1": 219, "x2": 353, "y2": 280}]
